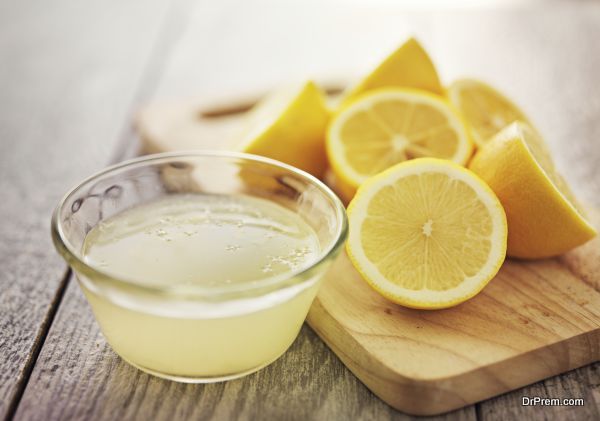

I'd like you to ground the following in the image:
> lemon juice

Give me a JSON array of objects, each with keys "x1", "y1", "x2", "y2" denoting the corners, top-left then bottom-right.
[{"x1": 81, "y1": 193, "x2": 322, "y2": 380}]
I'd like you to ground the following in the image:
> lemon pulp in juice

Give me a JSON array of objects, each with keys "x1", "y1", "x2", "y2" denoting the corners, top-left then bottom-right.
[{"x1": 81, "y1": 193, "x2": 322, "y2": 380}]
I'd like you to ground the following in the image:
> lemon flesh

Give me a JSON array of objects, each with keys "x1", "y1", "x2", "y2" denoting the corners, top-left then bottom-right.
[
  {"x1": 447, "y1": 78, "x2": 531, "y2": 147},
  {"x1": 327, "y1": 88, "x2": 473, "y2": 201},
  {"x1": 347, "y1": 158, "x2": 507, "y2": 309},
  {"x1": 342, "y1": 38, "x2": 443, "y2": 106},
  {"x1": 469, "y1": 122, "x2": 596, "y2": 258},
  {"x1": 238, "y1": 80, "x2": 329, "y2": 178}
]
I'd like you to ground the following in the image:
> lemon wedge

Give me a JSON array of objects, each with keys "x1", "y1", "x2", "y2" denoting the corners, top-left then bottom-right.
[
  {"x1": 342, "y1": 37, "x2": 443, "y2": 106},
  {"x1": 469, "y1": 122, "x2": 596, "y2": 258},
  {"x1": 447, "y1": 78, "x2": 532, "y2": 147},
  {"x1": 238, "y1": 80, "x2": 329, "y2": 178},
  {"x1": 327, "y1": 88, "x2": 473, "y2": 201},
  {"x1": 346, "y1": 158, "x2": 507, "y2": 309}
]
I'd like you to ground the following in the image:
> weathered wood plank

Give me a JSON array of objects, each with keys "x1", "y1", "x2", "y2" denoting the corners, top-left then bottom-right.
[
  {"x1": 477, "y1": 363, "x2": 600, "y2": 421},
  {"x1": 0, "y1": 0, "x2": 172, "y2": 418},
  {"x1": 12, "y1": 1, "x2": 600, "y2": 420}
]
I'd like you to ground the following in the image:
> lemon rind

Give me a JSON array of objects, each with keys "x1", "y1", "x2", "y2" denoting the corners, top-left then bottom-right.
[
  {"x1": 341, "y1": 37, "x2": 444, "y2": 104},
  {"x1": 496, "y1": 122, "x2": 597, "y2": 237}
]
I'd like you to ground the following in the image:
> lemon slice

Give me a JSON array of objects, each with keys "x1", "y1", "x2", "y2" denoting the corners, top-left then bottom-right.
[
  {"x1": 447, "y1": 78, "x2": 532, "y2": 147},
  {"x1": 347, "y1": 158, "x2": 507, "y2": 309},
  {"x1": 238, "y1": 80, "x2": 329, "y2": 178},
  {"x1": 341, "y1": 37, "x2": 443, "y2": 106},
  {"x1": 469, "y1": 122, "x2": 596, "y2": 258},
  {"x1": 327, "y1": 88, "x2": 473, "y2": 200}
]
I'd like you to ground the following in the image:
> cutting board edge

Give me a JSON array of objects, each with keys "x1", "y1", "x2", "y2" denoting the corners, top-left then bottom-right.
[{"x1": 307, "y1": 297, "x2": 600, "y2": 416}]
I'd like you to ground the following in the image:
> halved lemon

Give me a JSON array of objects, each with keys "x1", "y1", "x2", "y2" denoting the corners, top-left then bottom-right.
[
  {"x1": 238, "y1": 80, "x2": 329, "y2": 178},
  {"x1": 347, "y1": 158, "x2": 507, "y2": 309},
  {"x1": 447, "y1": 78, "x2": 532, "y2": 147},
  {"x1": 327, "y1": 88, "x2": 473, "y2": 201},
  {"x1": 341, "y1": 37, "x2": 443, "y2": 106},
  {"x1": 469, "y1": 122, "x2": 596, "y2": 258}
]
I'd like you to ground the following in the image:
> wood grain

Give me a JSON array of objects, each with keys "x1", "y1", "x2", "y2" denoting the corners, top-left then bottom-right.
[
  {"x1": 0, "y1": 0, "x2": 172, "y2": 418},
  {"x1": 477, "y1": 365, "x2": 600, "y2": 421},
  {"x1": 7, "y1": 1, "x2": 600, "y2": 420}
]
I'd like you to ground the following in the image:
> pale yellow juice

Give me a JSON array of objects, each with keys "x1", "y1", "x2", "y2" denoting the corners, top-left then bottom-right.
[{"x1": 80, "y1": 193, "x2": 322, "y2": 380}]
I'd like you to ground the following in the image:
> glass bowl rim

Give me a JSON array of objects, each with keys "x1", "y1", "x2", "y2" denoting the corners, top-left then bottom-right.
[{"x1": 51, "y1": 150, "x2": 348, "y2": 300}]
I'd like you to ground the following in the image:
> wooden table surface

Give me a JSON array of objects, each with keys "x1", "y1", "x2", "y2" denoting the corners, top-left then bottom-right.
[{"x1": 1, "y1": 0, "x2": 599, "y2": 420}]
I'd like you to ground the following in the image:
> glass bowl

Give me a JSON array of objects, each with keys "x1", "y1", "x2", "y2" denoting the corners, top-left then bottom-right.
[{"x1": 51, "y1": 151, "x2": 348, "y2": 382}]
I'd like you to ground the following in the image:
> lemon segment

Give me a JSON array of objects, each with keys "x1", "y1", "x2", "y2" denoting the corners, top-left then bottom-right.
[
  {"x1": 327, "y1": 88, "x2": 473, "y2": 200},
  {"x1": 347, "y1": 158, "x2": 507, "y2": 309},
  {"x1": 341, "y1": 37, "x2": 443, "y2": 105},
  {"x1": 447, "y1": 78, "x2": 532, "y2": 147},
  {"x1": 238, "y1": 80, "x2": 330, "y2": 178},
  {"x1": 468, "y1": 122, "x2": 596, "y2": 258}
]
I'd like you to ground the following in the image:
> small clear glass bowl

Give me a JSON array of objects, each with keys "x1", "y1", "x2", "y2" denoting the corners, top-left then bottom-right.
[{"x1": 51, "y1": 151, "x2": 348, "y2": 383}]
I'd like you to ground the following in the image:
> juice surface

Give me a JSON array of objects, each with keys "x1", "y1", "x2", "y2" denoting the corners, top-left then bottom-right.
[
  {"x1": 83, "y1": 193, "x2": 320, "y2": 287},
  {"x1": 79, "y1": 193, "x2": 324, "y2": 380}
]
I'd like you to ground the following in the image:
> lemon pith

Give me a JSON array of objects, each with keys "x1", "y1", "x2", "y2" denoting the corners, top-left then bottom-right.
[
  {"x1": 327, "y1": 88, "x2": 473, "y2": 201},
  {"x1": 347, "y1": 158, "x2": 507, "y2": 309},
  {"x1": 469, "y1": 122, "x2": 596, "y2": 258}
]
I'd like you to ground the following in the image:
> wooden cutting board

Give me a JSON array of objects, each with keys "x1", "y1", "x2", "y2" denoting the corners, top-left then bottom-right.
[
  {"x1": 136, "y1": 95, "x2": 600, "y2": 416},
  {"x1": 307, "y1": 242, "x2": 600, "y2": 415}
]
